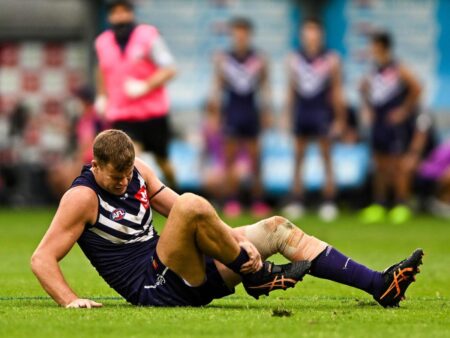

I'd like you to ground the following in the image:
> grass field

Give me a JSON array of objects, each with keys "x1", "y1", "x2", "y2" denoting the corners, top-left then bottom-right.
[{"x1": 0, "y1": 208, "x2": 449, "y2": 338}]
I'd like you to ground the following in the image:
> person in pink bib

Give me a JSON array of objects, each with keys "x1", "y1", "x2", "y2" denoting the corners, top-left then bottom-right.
[{"x1": 95, "y1": 0, "x2": 177, "y2": 187}]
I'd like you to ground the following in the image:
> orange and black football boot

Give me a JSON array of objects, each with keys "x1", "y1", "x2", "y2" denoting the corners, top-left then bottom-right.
[
  {"x1": 242, "y1": 261, "x2": 311, "y2": 299},
  {"x1": 374, "y1": 248, "x2": 424, "y2": 308}
]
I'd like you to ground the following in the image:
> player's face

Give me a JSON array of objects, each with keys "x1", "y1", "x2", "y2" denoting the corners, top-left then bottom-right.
[
  {"x1": 370, "y1": 42, "x2": 390, "y2": 64},
  {"x1": 301, "y1": 23, "x2": 323, "y2": 52},
  {"x1": 231, "y1": 27, "x2": 251, "y2": 51},
  {"x1": 108, "y1": 5, "x2": 135, "y2": 25},
  {"x1": 92, "y1": 161, "x2": 134, "y2": 196}
]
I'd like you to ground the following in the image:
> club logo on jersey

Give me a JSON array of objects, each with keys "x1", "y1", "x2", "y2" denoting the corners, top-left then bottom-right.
[
  {"x1": 135, "y1": 186, "x2": 150, "y2": 209},
  {"x1": 111, "y1": 208, "x2": 126, "y2": 221}
]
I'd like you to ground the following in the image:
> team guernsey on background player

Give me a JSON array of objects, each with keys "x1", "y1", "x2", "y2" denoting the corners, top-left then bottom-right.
[{"x1": 31, "y1": 130, "x2": 423, "y2": 308}]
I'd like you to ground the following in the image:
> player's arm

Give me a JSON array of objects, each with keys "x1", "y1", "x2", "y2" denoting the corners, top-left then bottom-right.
[
  {"x1": 134, "y1": 158, "x2": 179, "y2": 217},
  {"x1": 30, "y1": 186, "x2": 102, "y2": 308},
  {"x1": 399, "y1": 64, "x2": 422, "y2": 113},
  {"x1": 282, "y1": 53, "x2": 296, "y2": 130},
  {"x1": 124, "y1": 35, "x2": 177, "y2": 98},
  {"x1": 388, "y1": 64, "x2": 422, "y2": 124},
  {"x1": 96, "y1": 66, "x2": 106, "y2": 97},
  {"x1": 403, "y1": 113, "x2": 433, "y2": 171},
  {"x1": 209, "y1": 52, "x2": 225, "y2": 128},
  {"x1": 259, "y1": 55, "x2": 273, "y2": 129},
  {"x1": 94, "y1": 66, "x2": 108, "y2": 116},
  {"x1": 359, "y1": 77, "x2": 374, "y2": 126},
  {"x1": 330, "y1": 54, "x2": 347, "y2": 135}
]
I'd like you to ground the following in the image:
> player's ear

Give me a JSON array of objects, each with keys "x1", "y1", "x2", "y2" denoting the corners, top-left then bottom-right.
[{"x1": 91, "y1": 160, "x2": 99, "y2": 171}]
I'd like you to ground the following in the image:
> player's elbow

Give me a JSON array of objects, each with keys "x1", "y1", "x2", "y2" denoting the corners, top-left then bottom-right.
[
  {"x1": 30, "y1": 251, "x2": 49, "y2": 276},
  {"x1": 30, "y1": 252, "x2": 42, "y2": 274}
]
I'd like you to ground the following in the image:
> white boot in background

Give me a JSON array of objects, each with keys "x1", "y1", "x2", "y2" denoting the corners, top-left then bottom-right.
[
  {"x1": 281, "y1": 202, "x2": 305, "y2": 220},
  {"x1": 319, "y1": 202, "x2": 338, "y2": 222}
]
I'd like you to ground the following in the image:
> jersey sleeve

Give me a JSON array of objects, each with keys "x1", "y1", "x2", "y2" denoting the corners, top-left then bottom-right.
[{"x1": 149, "y1": 35, "x2": 176, "y2": 67}]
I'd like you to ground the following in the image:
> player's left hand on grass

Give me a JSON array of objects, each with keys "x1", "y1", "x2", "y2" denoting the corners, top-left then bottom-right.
[
  {"x1": 124, "y1": 78, "x2": 151, "y2": 99},
  {"x1": 65, "y1": 298, "x2": 103, "y2": 309},
  {"x1": 239, "y1": 241, "x2": 263, "y2": 274}
]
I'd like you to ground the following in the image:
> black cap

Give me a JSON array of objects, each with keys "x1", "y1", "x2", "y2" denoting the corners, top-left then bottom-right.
[{"x1": 106, "y1": 0, "x2": 134, "y2": 12}]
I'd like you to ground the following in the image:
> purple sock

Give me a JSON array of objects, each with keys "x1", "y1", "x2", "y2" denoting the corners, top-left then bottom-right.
[
  {"x1": 309, "y1": 246, "x2": 385, "y2": 296},
  {"x1": 226, "y1": 248, "x2": 250, "y2": 275}
]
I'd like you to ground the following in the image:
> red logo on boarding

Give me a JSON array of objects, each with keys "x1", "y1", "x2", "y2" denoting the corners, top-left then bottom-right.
[{"x1": 135, "y1": 186, "x2": 150, "y2": 209}]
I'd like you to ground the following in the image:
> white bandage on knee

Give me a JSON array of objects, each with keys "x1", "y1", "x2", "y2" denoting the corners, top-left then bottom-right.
[{"x1": 243, "y1": 216, "x2": 328, "y2": 261}]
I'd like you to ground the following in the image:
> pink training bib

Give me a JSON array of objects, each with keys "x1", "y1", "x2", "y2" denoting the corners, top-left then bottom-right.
[{"x1": 96, "y1": 24, "x2": 170, "y2": 122}]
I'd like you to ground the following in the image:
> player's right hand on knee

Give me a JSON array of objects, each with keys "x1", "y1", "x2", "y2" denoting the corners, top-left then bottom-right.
[
  {"x1": 239, "y1": 241, "x2": 263, "y2": 274},
  {"x1": 65, "y1": 298, "x2": 103, "y2": 309}
]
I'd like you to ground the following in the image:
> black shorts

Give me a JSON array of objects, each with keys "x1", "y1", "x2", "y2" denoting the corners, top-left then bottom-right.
[
  {"x1": 112, "y1": 116, "x2": 171, "y2": 159},
  {"x1": 293, "y1": 109, "x2": 332, "y2": 137},
  {"x1": 223, "y1": 120, "x2": 260, "y2": 139},
  {"x1": 372, "y1": 123, "x2": 412, "y2": 155},
  {"x1": 135, "y1": 248, "x2": 234, "y2": 307}
]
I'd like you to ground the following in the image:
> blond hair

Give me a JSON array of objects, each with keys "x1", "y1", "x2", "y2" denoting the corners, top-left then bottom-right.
[{"x1": 93, "y1": 129, "x2": 135, "y2": 171}]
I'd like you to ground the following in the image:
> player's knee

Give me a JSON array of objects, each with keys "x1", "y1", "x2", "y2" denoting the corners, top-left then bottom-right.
[
  {"x1": 177, "y1": 193, "x2": 213, "y2": 220},
  {"x1": 262, "y1": 215, "x2": 300, "y2": 233}
]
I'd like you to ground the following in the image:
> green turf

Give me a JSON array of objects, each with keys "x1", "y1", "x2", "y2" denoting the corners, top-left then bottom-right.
[{"x1": 0, "y1": 208, "x2": 449, "y2": 338}]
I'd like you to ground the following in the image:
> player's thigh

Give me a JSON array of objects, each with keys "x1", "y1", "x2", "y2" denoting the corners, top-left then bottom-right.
[
  {"x1": 375, "y1": 153, "x2": 396, "y2": 180},
  {"x1": 243, "y1": 138, "x2": 261, "y2": 167},
  {"x1": 156, "y1": 195, "x2": 207, "y2": 285},
  {"x1": 223, "y1": 137, "x2": 239, "y2": 164}
]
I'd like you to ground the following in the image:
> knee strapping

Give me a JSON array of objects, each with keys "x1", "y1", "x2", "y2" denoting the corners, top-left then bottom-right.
[{"x1": 243, "y1": 216, "x2": 328, "y2": 261}]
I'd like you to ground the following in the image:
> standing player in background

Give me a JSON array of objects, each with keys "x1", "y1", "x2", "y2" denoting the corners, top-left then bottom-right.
[
  {"x1": 282, "y1": 18, "x2": 346, "y2": 222},
  {"x1": 94, "y1": 0, "x2": 177, "y2": 187},
  {"x1": 360, "y1": 31, "x2": 425, "y2": 224},
  {"x1": 210, "y1": 17, "x2": 272, "y2": 218}
]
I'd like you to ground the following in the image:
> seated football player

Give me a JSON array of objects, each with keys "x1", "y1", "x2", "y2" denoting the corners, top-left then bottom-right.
[{"x1": 31, "y1": 130, "x2": 423, "y2": 308}]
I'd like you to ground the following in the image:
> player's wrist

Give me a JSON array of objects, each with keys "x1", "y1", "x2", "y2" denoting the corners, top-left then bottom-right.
[{"x1": 61, "y1": 294, "x2": 80, "y2": 307}]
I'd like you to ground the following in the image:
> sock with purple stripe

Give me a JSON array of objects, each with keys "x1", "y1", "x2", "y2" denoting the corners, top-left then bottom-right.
[
  {"x1": 226, "y1": 248, "x2": 250, "y2": 275},
  {"x1": 309, "y1": 246, "x2": 385, "y2": 296}
]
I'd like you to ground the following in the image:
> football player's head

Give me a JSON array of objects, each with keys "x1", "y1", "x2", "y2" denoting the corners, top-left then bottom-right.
[
  {"x1": 300, "y1": 17, "x2": 323, "y2": 53},
  {"x1": 92, "y1": 129, "x2": 135, "y2": 195},
  {"x1": 229, "y1": 17, "x2": 254, "y2": 52},
  {"x1": 107, "y1": 0, "x2": 135, "y2": 26},
  {"x1": 370, "y1": 30, "x2": 393, "y2": 64}
]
